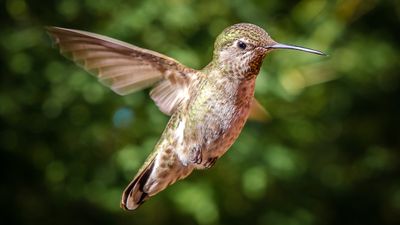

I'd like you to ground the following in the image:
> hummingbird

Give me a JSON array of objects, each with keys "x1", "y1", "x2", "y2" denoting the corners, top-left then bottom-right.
[{"x1": 46, "y1": 23, "x2": 325, "y2": 210}]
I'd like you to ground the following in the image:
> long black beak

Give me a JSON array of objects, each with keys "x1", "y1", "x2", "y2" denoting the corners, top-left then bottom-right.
[{"x1": 269, "y1": 43, "x2": 326, "y2": 56}]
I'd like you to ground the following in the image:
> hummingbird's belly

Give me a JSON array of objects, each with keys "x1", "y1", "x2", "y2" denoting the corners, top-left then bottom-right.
[
  {"x1": 180, "y1": 77, "x2": 255, "y2": 169},
  {"x1": 197, "y1": 104, "x2": 250, "y2": 168},
  {"x1": 195, "y1": 93, "x2": 254, "y2": 168}
]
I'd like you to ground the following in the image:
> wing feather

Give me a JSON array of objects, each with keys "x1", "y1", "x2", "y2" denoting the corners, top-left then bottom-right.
[
  {"x1": 46, "y1": 26, "x2": 196, "y2": 113},
  {"x1": 248, "y1": 98, "x2": 271, "y2": 122},
  {"x1": 150, "y1": 78, "x2": 188, "y2": 115}
]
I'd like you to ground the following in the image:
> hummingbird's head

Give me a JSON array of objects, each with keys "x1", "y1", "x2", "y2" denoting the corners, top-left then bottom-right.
[{"x1": 213, "y1": 23, "x2": 325, "y2": 79}]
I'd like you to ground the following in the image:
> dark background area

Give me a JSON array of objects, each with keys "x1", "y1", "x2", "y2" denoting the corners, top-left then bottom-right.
[{"x1": 1, "y1": 0, "x2": 399, "y2": 224}]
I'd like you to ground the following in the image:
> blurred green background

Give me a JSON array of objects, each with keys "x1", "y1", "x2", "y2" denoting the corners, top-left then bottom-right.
[{"x1": 1, "y1": 0, "x2": 400, "y2": 224}]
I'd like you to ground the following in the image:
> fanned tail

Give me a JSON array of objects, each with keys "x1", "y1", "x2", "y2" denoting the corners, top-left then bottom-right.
[
  {"x1": 120, "y1": 158, "x2": 156, "y2": 210},
  {"x1": 120, "y1": 149, "x2": 194, "y2": 210}
]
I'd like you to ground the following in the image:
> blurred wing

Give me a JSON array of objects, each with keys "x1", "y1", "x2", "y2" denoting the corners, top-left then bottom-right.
[
  {"x1": 46, "y1": 26, "x2": 195, "y2": 115},
  {"x1": 149, "y1": 76, "x2": 189, "y2": 115},
  {"x1": 248, "y1": 98, "x2": 271, "y2": 122}
]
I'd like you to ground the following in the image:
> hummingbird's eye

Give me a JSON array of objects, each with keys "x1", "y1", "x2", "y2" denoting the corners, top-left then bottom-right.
[{"x1": 237, "y1": 41, "x2": 247, "y2": 50}]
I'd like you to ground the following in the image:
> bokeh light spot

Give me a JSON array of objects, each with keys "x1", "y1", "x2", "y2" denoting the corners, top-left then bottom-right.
[
  {"x1": 6, "y1": 0, "x2": 28, "y2": 20},
  {"x1": 112, "y1": 107, "x2": 134, "y2": 129},
  {"x1": 83, "y1": 83, "x2": 105, "y2": 104},
  {"x1": 57, "y1": 0, "x2": 80, "y2": 20},
  {"x1": 242, "y1": 166, "x2": 268, "y2": 199},
  {"x1": 46, "y1": 161, "x2": 66, "y2": 184},
  {"x1": 264, "y1": 145, "x2": 297, "y2": 178},
  {"x1": 172, "y1": 182, "x2": 219, "y2": 225},
  {"x1": 115, "y1": 145, "x2": 140, "y2": 178},
  {"x1": 10, "y1": 52, "x2": 32, "y2": 74},
  {"x1": 280, "y1": 69, "x2": 306, "y2": 96},
  {"x1": 45, "y1": 61, "x2": 65, "y2": 84}
]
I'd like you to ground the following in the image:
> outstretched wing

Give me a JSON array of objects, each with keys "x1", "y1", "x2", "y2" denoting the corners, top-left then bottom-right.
[
  {"x1": 248, "y1": 98, "x2": 271, "y2": 122},
  {"x1": 46, "y1": 26, "x2": 196, "y2": 115}
]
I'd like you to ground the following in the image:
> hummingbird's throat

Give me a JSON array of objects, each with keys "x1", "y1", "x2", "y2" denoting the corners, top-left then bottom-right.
[{"x1": 216, "y1": 51, "x2": 265, "y2": 80}]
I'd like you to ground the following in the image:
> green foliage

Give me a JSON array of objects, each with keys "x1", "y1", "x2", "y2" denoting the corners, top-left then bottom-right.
[{"x1": 1, "y1": 0, "x2": 399, "y2": 225}]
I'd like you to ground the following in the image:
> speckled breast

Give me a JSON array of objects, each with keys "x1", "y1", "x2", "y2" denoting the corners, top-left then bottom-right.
[{"x1": 196, "y1": 78, "x2": 256, "y2": 169}]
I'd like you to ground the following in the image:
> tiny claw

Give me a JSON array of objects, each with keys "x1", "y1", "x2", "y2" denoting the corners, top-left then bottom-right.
[{"x1": 190, "y1": 146, "x2": 203, "y2": 164}]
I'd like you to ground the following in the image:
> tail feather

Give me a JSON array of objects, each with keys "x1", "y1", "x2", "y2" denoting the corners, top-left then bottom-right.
[
  {"x1": 120, "y1": 149, "x2": 194, "y2": 210},
  {"x1": 121, "y1": 158, "x2": 155, "y2": 210}
]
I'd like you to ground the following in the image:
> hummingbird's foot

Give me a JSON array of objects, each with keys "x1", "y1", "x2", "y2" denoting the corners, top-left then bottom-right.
[
  {"x1": 189, "y1": 146, "x2": 202, "y2": 164},
  {"x1": 204, "y1": 157, "x2": 218, "y2": 168}
]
